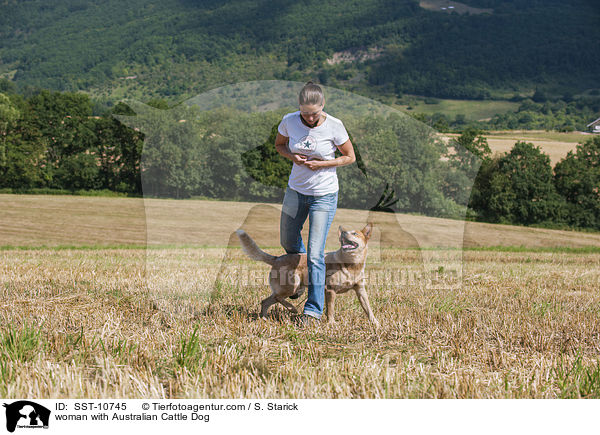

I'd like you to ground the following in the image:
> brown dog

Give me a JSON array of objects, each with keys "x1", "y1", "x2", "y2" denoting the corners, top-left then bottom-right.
[{"x1": 235, "y1": 223, "x2": 379, "y2": 328}]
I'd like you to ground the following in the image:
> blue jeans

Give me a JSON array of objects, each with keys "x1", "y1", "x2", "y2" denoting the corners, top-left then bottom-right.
[{"x1": 280, "y1": 187, "x2": 338, "y2": 319}]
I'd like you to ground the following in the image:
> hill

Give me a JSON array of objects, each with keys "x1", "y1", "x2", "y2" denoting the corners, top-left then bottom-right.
[{"x1": 0, "y1": 0, "x2": 599, "y2": 103}]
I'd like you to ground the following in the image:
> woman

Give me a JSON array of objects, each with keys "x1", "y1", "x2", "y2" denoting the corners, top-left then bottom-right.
[{"x1": 275, "y1": 82, "x2": 356, "y2": 325}]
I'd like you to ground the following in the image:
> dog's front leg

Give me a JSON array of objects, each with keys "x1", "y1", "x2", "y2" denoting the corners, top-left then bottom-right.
[
  {"x1": 325, "y1": 289, "x2": 337, "y2": 324},
  {"x1": 354, "y1": 285, "x2": 379, "y2": 329}
]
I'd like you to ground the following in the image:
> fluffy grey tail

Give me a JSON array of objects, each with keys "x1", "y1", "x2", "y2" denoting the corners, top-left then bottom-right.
[{"x1": 235, "y1": 230, "x2": 278, "y2": 266}]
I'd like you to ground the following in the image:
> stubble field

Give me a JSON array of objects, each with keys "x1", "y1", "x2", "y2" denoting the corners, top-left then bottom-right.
[
  {"x1": 443, "y1": 130, "x2": 588, "y2": 165},
  {"x1": 1, "y1": 194, "x2": 600, "y2": 398}
]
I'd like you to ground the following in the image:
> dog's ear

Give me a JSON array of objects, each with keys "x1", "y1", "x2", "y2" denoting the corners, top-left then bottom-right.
[
  {"x1": 361, "y1": 223, "x2": 373, "y2": 240},
  {"x1": 338, "y1": 225, "x2": 343, "y2": 239}
]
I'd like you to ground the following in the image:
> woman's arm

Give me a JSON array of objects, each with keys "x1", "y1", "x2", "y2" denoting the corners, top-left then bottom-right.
[
  {"x1": 303, "y1": 139, "x2": 356, "y2": 171},
  {"x1": 275, "y1": 132, "x2": 308, "y2": 165}
]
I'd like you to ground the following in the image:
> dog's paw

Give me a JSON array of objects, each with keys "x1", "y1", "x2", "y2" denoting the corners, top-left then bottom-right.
[{"x1": 289, "y1": 287, "x2": 305, "y2": 300}]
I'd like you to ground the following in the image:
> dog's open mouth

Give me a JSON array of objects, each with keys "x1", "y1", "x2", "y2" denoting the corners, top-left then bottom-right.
[{"x1": 341, "y1": 238, "x2": 358, "y2": 251}]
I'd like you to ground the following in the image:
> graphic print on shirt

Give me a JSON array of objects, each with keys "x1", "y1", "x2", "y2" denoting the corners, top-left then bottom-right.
[{"x1": 291, "y1": 135, "x2": 317, "y2": 155}]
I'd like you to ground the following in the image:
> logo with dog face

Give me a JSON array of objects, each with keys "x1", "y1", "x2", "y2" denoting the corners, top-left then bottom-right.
[{"x1": 3, "y1": 401, "x2": 50, "y2": 433}]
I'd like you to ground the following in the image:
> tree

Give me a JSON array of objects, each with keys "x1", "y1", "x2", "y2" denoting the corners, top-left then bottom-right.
[
  {"x1": 241, "y1": 123, "x2": 291, "y2": 195},
  {"x1": 336, "y1": 112, "x2": 462, "y2": 217},
  {"x1": 0, "y1": 93, "x2": 20, "y2": 171},
  {"x1": 23, "y1": 90, "x2": 96, "y2": 188},
  {"x1": 0, "y1": 79, "x2": 17, "y2": 95},
  {"x1": 449, "y1": 127, "x2": 491, "y2": 174},
  {"x1": 474, "y1": 142, "x2": 566, "y2": 225},
  {"x1": 554, "y1": 136, "x2": 600, "y2": 230},
  {"x1": 445, "y1": 127, "x2": 491, "y2": 209},
  {"x1": 0, "y1": 94, "x2": 47, "y2": 189},
  {"x1": 123, "y1": 103, "x2": 212, "y2": 198},
  {"x1": 91, "y1": 105, "x2": 144, "y2": 193}
]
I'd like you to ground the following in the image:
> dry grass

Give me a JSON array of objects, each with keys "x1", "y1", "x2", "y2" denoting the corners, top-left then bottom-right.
[
  {"x1": 1, "y1": 247, "x2": 599, "y2": 398},
  {"x1": 3, "y1": 194, "x2": 599, "y2": 249},
  {"x1": 0, "y1": 194, "x2": 146, "y2": 247},
  {"x1": 2, "y1": 194, "x2": 600, "y2": 398},
  {"x1": 444, "y1": 131, "x2": 590, "y2": 165},
  {"x1": 485, "y1": 138, "x2": 576, "y2": 166}
]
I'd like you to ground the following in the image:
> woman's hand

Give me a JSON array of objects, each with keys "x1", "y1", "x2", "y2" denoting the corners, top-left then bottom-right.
[
  {"x1": 292, "y1": 154, "x2": 308, "y2": 165},
  {"x1": 303, "y1": 159, "x2": 324, "y2": 170}
]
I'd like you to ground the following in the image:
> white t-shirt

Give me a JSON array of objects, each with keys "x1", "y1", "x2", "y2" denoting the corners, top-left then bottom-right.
[{"x1": 277, "y1": 111, "x2": 349, "y2": 196}]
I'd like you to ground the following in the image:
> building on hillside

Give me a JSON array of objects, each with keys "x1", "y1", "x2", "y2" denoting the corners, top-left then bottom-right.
[{"x1": 588, "y1": 117, "x2": 600, "y2": 133}]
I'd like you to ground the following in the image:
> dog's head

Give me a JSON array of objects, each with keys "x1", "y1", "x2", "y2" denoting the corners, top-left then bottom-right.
[{"x1": 338, "y1": 223, "x2": 372, "y2": 256}]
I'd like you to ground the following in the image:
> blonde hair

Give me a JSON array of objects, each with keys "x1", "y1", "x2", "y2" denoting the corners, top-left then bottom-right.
[{"x1": 299, "y1": 81, "x2": 324, "y2": 106}]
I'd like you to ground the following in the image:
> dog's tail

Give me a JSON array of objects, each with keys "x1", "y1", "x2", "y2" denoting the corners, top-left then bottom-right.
[{"x1": 235, "y1": 230, "x2": 278, "y2": 266}]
